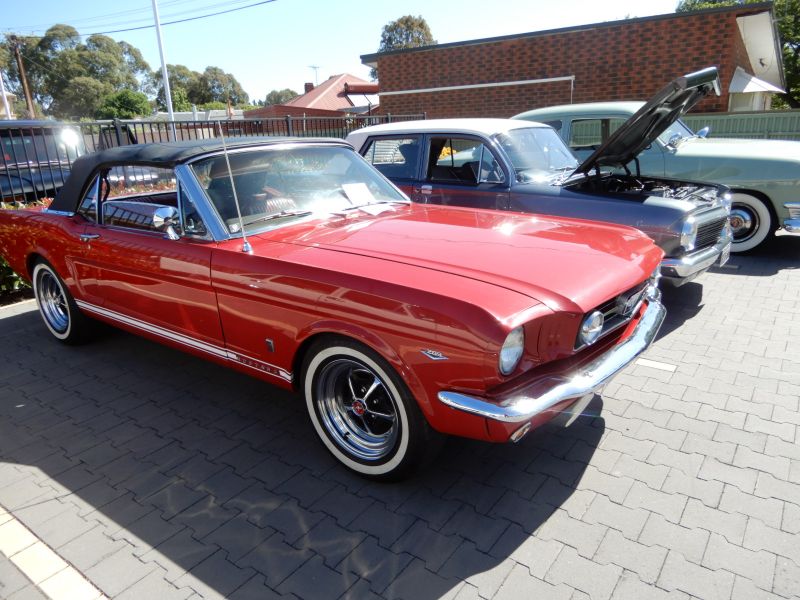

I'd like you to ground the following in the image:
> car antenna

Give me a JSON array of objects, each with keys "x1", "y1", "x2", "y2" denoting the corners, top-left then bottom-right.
[{"x1": 215, "y1": 120, "x2": 252, "y2": 253}]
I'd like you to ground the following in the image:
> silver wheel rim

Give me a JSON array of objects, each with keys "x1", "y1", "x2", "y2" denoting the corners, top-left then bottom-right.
[
  {"x1": 37, "y1": 270, "x2": 69, "y2": 334},
  {"x1": 730, "y1": 205, "x2": 759, "y2": 242},
  {"x1": 314, "y1": 358, "x2": 399, "y2": 462}
]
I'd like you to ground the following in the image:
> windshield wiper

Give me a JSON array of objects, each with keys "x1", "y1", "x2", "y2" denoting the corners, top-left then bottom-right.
[
  {"x1": 331, "y1": 200, "x2": 409, "y2": 215},
  {"x1": 244, "y1": 209, "x2": 313, "y2": 225}
]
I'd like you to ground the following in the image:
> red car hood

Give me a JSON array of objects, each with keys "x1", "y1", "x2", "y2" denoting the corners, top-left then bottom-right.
[{"x1": 259, "y1": 204, "x2": 662, "y2": 313}]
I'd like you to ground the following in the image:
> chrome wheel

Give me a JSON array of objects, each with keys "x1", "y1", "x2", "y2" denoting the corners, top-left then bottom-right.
[
  {"x1": 314, "y1": 358, "x2": 399, "y2": 461},
  {"x1": 730, "y1": 207, "x2": 757, "y2": 242},
  {"x1": 37, "y1": 270, "x2": 70, "y2": 334},
  {"x1": 33, "y1": 262, "x2": 73, "y2": 340},
  {"x1": 730, "y1": 193, "x2": 773, "y2": 253}
]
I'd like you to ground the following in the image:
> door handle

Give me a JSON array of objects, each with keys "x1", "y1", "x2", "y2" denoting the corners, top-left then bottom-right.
[
  {"x1": 79, "y1": 234, "x2": 100, "y2": 242},
  {"x1": 420, "y1": 184, "x2": 432, "y2": 195}
]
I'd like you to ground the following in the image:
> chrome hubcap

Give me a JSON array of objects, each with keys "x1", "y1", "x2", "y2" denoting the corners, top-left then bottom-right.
[
  {"x1": 314, "y1": 358, "x2": 398, "y2": 461},
  {"x1": 37, "y1": 271, "x2": 69, "y2": 334},
  {"x1": 730, "y1": 206, "x2": 757, "y2": 241}
]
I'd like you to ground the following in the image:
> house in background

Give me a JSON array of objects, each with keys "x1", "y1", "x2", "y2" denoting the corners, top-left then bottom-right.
[
  {"x1": 361, "y1": 2, "x2": 784, "y2": 118},
  {"x1": 244, "y1": 74, "x2": 379, "y2": 119}
]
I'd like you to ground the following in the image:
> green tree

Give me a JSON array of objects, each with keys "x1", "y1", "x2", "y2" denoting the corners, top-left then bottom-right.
[
  {"x1": 370, "y1": 15, "x2": 436, "y2": 80},
  {"x1": 152, "y1": 63, "x2": 201, "y2": 110},
  {"x1": 95, "y1": 89, "x2": 151, "y2": 119},
  {"x1": 1, "y1": 24, "x2": 152, "y2": 118},
  {"x1": 676, "y1": 0, "x2": 799, "y2": 108},
  {"x1": 197, "y1": 101, "x2": 227, "y2": 110},
  {"x1": 265, "y1": 88, "x2": 299, "y2": 105},
  {"x1": 188, "y1": 66, "x2": 248, "y2": 106},
  {"x1": 170, "y1": 87, "x2": 192, "y2": 112},
  {"x1": 59, "y1": 76, "x2": 112, "y2": 119}
]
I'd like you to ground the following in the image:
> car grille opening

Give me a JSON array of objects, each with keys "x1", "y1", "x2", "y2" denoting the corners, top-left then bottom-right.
[
  {"x1": 695, "y1": 216, "x2": 727, "y2": 250},
  {"x1": 575, "y1": 281, "x2": 648, "y2": 350}
]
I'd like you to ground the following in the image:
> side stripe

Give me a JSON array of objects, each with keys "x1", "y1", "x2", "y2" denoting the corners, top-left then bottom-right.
[{"x1": 75, "y1": 300, "x2": 292, "y2": 382}]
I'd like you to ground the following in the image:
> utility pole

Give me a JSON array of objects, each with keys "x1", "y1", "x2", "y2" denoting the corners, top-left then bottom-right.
[{"x1": 8, "y1": 36, "x2": 35, "y2": 119}]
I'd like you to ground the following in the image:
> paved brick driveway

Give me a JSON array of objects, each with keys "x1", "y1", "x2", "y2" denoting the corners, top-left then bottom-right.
[{"x1": 0, "y1": 233, "x2": 798, "y2": 600}]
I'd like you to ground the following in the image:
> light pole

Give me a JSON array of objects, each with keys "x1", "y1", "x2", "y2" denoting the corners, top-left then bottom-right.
[
  {"x1": 152, "y1": 0, "x2": 176, "y2": 140},
  {"x1": 0, "y1": 70, "x2": 12, "y2": 119}
]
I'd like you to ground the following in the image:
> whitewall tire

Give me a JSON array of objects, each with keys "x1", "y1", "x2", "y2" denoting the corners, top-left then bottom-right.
[
  {"x1": 302, "y1": 337, "x2": 438, "y2": 480},
  {"x1": 730, "y1": 193, "x2": 773, "y2": 253},
  {"x1": 32, "y1": 261, "x2": 90, "y2": 344}
]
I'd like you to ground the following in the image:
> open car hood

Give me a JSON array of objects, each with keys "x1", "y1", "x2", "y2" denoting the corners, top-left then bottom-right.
[{"x1": 575, "y1": 67, "x2": 721, "y2": 175}]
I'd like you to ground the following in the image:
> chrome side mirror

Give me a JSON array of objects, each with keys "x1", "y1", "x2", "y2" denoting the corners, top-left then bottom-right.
[
  {"x1": 667, "y1": 133, "x2": 682, "y2": 148},
  {"x1": 153, "y1": 205, "x2": 181, "y2": 240},
  {"x1": 696, "y1": 126, "x2": 710, "y2": 138}
]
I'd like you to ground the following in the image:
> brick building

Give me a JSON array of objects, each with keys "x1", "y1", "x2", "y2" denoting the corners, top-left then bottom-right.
[{"x1": 361, "y1": 3, "x2": 784, "y2": 118}]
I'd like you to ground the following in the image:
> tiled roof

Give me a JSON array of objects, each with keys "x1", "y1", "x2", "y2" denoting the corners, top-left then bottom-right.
[{"x1": 285, "y1": 74, "x2": 375, "y2": 111}]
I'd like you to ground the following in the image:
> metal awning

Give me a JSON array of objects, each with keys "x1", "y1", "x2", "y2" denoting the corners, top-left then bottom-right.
[{"x1": 729, "y1": 66, "x2": 784, "y2": 94}]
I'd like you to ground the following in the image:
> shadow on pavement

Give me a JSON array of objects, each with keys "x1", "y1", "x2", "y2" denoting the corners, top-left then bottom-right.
[
  {"x1": 708, "y1": 231, "x2": 800, "y2": 278},
  {"x1": 656, "y1": 281, "x2": 705, "y2": 341},
  {"x1": 0, "y1": 307, "x2": 602, "y2": 599}
]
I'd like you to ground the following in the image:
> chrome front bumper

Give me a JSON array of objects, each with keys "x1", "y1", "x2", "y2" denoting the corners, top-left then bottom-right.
[
  {"x1": 785, "y1": 220, "x2": 800, "y2": 232},
  {"x1": 660, "y1": 231, "x2": 732, "y2": 286},
  {"x1": 437, "y1": 288, "x2": 666, "y2": 426},
  {"x1": 784, "y1": 203, "x2": 800, "y2": 232}
]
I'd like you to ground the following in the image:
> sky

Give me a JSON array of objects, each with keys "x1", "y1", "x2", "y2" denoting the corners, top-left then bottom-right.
[{"x1": 4, "y1": 0, "x2": 680, "y2": 104}]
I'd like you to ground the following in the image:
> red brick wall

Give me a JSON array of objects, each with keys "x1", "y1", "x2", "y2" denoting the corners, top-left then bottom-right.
[{"x1": 373, "y1": 7, "x2": 768, "y2": 118}]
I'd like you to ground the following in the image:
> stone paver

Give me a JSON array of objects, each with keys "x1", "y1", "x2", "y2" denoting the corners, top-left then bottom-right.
[{"x1": 1, "y1": 234, "x2": 799, "y2": 599}]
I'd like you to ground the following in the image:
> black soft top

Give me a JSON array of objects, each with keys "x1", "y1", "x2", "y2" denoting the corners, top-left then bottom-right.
[{"x1": 49, "y1": 136, "x2": 342, "y2": 212}]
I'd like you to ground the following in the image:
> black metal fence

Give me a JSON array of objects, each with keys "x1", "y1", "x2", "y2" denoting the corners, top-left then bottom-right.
[
  {"x1": 1, "y1": 113, "x2": 425, "y2": 203},
  {"x1": 86, "y1": 113, "x2": 425, "y2": 149}
]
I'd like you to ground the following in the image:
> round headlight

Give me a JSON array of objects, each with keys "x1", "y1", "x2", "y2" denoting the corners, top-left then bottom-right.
[
  {"x1": 680, "y1": 217, "x2": 697, "y2": 252},
  {"x1": 499, "y1": 326, "x2": 524, "y2": 375},
  {"x1": 579, "y1": 310, "x2": 604, "y2": 347}
]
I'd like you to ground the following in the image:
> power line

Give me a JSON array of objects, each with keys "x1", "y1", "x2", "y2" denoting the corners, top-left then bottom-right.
[{"x1": 5, "y1": 0, "x2": 278, "y2": 38}]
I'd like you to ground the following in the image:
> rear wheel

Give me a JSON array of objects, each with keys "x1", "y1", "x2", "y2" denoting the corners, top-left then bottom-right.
[
  {"x1": 729, "y1": 193, "x2": 773, "y2": 253},
  {"x1": 32, "y1": 261, "x2": 91, "y2": 344},
  {"x1": 302, "y1": 337, "x2": 440, "y2": 480}
]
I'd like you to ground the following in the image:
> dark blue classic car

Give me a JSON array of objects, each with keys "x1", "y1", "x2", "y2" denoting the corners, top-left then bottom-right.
[{"x1": 347, "y1": 68, "x2": 732, "y2": 287}]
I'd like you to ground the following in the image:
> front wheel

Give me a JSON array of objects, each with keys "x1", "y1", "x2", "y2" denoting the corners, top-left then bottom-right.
[
  {"x1": 302, "y1": 338, "x2": 440, "y2": 480},
  {"x1": 729, "y1": 193, "x2": 774, "y2": 253},
  {"x1": 32, "y1": 261, "x2": 91, "y2": 344}
]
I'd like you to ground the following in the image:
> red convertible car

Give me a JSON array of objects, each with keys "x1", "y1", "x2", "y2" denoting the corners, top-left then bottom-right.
[{"x1": 0, "y1": 137, "x2": 665, "y2": 479}]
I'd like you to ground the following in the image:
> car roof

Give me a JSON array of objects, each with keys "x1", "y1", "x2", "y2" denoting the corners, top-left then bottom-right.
[
  {"x1": 346, "y1": 118, "x2": 549, "y2": 149},
  {"x1": 514, "y1": 102, "x2": 646, "y2": 121},
  {"x1": 49, "y1": 136, "x2": 345, "y2": 213}
]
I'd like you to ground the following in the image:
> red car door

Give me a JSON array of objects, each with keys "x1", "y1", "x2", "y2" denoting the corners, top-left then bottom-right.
[
  {"x1": 80, "y1": 221, "x2": 223, "y2": 349},
  {"x1": 75, "y1": 166, "x2": 225, "y2": 350}
]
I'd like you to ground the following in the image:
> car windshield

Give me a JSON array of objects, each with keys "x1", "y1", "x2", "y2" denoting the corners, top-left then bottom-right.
[
  {"x1": 190, "y1": 145, "x2": 408, "y2": 235},
  {"x1": 494, "y1": 127, "x2": 578, "y2": 183},
  {"x1": 1, "y1": 128, "x2": 85, "y2": 168},
  {"x1": 657, "y1": 119, "x2": 695, "y2": 147}
]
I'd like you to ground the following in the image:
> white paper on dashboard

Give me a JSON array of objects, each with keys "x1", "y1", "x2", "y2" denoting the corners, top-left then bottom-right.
[{"x1": 342, "y1": 182, "x2": 375, "y2": 206}]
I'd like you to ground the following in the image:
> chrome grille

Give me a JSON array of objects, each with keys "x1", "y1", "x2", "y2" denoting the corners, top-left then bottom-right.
[
  {"x1": 575, "y1": 281, "x2": 648, "y2": 350},
  {"x1": 695, "y1": 216, "x2": 727, "y2": 249}
]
